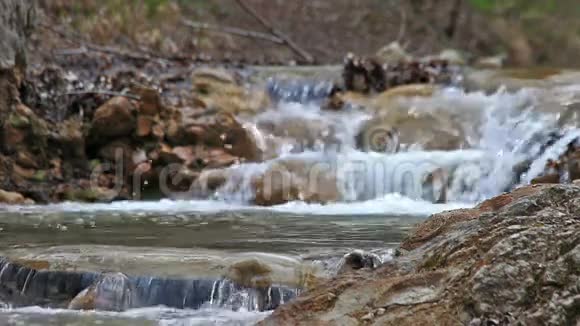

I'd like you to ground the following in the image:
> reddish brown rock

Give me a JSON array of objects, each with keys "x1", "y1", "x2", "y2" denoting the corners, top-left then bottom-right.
[
  {"x1": 531, "y1": 173, "x2": 560, "y2": 184},
  {"x1": 90, "y1": 96, "x2": 136, "y2": 139},
  {"x1": 204, "y1": 148, "x2": 239, "y2": 169},
  {"x1": 49, "y1": 158, "x2": 63, "y2": 180},
  {"x1": 98, "y1": 139, "x2": 133, "y2": 163},
  {"x1": 134, "y1": 86, "x2": 163, "y2": 116},
  {"x1": 136, "y1": 115, "x2": 153, "y2": 137},
  {"x1": 191, "y1": 168, "x2": 229, "y2": 196},
  {"x1": 172, "y1": 146, "x2": 195, "y2": 166},
  {"x1": 52, "y1": 118, "x2": 86, "y2": 159},
  {"x1": 2, "y1": 104, "x2": 49, "y2": 154},
  {"x1": 12, "y1": 163, "x2": 35, "y2": 179},
  {"x1": 2, "y1": 123, "x2": 25, "y2": 146},
  {"x1": 151, "y1": 123, "x2": 165, "y2": 139},
  {"x1": 262, "y1": 185, "x2": 579, "y2": 326},
  {"x1": 133, "y1": 161, "x2": 155, "y2": 182},
  {"x1": 15, "y1": 150, "x2": 38, "y2": 169}
]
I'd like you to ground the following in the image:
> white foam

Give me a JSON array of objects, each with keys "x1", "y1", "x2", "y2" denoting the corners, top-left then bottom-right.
[
  {"x1": 0, "y1": 193, "x2": 470, "y2": 217},
  {"x1": 0, "y1": 306, "x2": 270, "y2": 325}
]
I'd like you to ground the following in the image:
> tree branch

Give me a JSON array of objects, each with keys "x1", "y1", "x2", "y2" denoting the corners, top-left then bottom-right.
[
  {"x1": 234, "y1": 0, "x2": 314, "y2": 64},
  {"x1": 182, "y1": 19, "x2": 284, "y2": 44}
]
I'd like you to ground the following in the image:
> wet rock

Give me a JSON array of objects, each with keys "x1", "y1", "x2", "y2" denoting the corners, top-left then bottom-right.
[
  {"x1": 0, "y1": 256, "x2": 297, "y2": 312},
  {"x1": 50, "y1": 118, "x2": 86, "y2": 159},
  {"x1": 12, "y1": 163, "x2": 35, "y2": 179},
  {"x1": 336, "y1": 250, "x2": 383, "y2": 275},
  {"x1": 57, "y1": 183, "x2": 117, "y2": 203},
  {"x1": 191, "y1": 168, "x2": 229, "y2": 196},
  {"x1": 252, "y1": 164, "x2": 302, "y2": 206},
  {"x1": 226, "y1": 259, "x2": 273, "y2": 289},
  {"x1": 191, "y1": 67, "x2": 270, "y2": 116},
  {"x1": 256, "y1": 114, "x2": 341, "y2": 154},
  {"x1": 375, "y1": 42, "x2": 412, "y2": 64},
  {"x1": 15, "y1": 150, "x2": 38, "y2": 169},
  {"x1": 134, "y1": 86, "x2": 163, "y2": 116},
  {"x1": 342, "y1": 53, "x2": 386, "y2": 93},
  {"x1": 356, "y1": 120, "x2": 400, "y2": 153},
  {"x1": 422, "y1": 167, "x2": 449, "y2": 204},
  {"x1": 90, "y1": 96, "x2": 136, "y2": 140},
  {"x1": 475, "y1": 55, "x2": 506, "y2": 69},
  {"x1": 356, "y1": 108, "x2": 466, "y2": 152},
  {"x1": 342, "y1": 53, "x2": 453, "y2": 94},
  {"x1": 69, "y1": 273, "x2": 137, "y2": 311},
  {"x1": 531, "y1": 173, "x2": 560, "y2": 184},
  {"x1": 98, "y1": 139, "x2": 134, "y2": 171},
  {"x1": 176, "y1": 111, "x2": 262, "y2": 163},
  {"x1": 435, "y1": 49, "x2": 466, "y2": 66},
  {"x1": 262, "y1": 185, "x2": 580, "y2": 325},
  {"x1": 0, "y1": 189, "x2": 30, "y2": 204},
  {"x1": 135, "y1": 115, "x2": 154, "y2": 137},
  {"x1": 2, "y1": 104, "x2": 49, "y2": 156},
  {"x1": 252, "y1": 160, "x2": 341, "y2": 206},
  {"x1": 203, "y1": 148, "x2": 239, "y2": 169},
  {"x1": 532, "y1": 138, "x2": 580, "y2": 184}
]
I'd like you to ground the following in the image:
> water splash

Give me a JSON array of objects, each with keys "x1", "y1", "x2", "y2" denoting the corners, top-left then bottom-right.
[{"x1": 267, "y1": 78, "x2": 334, "y2": 103}]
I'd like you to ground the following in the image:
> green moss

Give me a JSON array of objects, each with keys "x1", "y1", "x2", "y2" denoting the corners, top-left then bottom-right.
[
  {"x1": 64, "y1": 189, "x2": 101, "y2": 202},
  {"x1": 89, "y1": 160, "x2": 102, "y2": 170},
  {"x1": 8, "y1": 113, "x2": 30, "y2": 128},
  {"x1": 502, "y1": 68, "x2": 562, "y2": 80},
  {"x1": 420, "y1": 252, "x2": 446, "y2": 270},
  {"x1": 31, "y1": 170, "x2": 47, "y2": 182}
]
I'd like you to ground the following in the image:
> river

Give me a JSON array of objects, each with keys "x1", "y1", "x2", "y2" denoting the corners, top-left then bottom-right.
[{"x1": 1, "y1": 67, "x2": 579, "y2": 325}]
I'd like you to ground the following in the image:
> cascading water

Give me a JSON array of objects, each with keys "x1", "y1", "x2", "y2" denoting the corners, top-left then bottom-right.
[
  {"x1": 203, "y1": 79, "x2": 580, "y2": 210},
  {"x1": 2, "y1": 71, "x2": 580, "y2": 326}
]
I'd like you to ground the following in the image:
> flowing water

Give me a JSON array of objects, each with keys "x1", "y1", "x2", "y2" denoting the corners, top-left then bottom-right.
[{"x1": 1, "y1": 67, "x2": 580, "y2": 325}]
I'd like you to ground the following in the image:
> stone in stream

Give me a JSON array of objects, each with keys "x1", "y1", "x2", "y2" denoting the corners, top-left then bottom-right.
[
  {"x1": 261, "y1": 184, "x2": 580, "y2": 325},
  {"x1": 341, "y1": 53, "x2": 454, "y2": 94},
  {"x1": 336, "y1": 250, "x2": 383, "y2": 275},
  {"x1": 356, "y1": 111, "x2": 466, "y2": 152},
  {"x1": 191, "y1": 67, "x2": 271, "y2": 117},
  {"x1": 0, "y1": 257, "x2": 298, "y2": 312},
  {"x1": 0, "y1": 189, "x2": 33, "y2": 204}
]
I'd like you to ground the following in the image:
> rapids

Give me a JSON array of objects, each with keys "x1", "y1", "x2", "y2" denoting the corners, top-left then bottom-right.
[{"x1": 1, "y1": 67, "x2": 580, "y2": 325}]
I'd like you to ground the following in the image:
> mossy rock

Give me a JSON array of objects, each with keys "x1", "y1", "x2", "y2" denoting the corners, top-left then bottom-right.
[{"x1": 8, "y1": 113, "x2": 30, "y2": 128}]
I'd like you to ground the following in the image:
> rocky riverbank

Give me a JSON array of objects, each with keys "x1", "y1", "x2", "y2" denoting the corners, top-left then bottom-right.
[{"x1": 261, "y1": 184, "x2": 580, "y2": 325}]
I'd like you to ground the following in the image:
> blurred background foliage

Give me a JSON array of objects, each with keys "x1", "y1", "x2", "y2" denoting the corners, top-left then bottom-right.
[{"x1": 38, "y1": 0, "x2": 580, "y2": 67}]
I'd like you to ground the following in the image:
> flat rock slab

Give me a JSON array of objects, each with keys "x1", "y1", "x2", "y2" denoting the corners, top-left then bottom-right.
[{"x1": 262, "y1": 184, "x2": 580, "y2": 325}]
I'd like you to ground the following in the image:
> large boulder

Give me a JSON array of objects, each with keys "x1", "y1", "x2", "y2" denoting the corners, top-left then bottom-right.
[
  {"x1": 90, "y1": 96, "x2": 136, "y2": 140},
  {"x1": 262, "y1": 184, "x2": 580, "y2": 325},
  {"x1": 252, "y1": 160, "x2": 342, "y2": 206},
  {"x1": 178, "y1": 111, "x2": 263, "y2": 163},
  {"x1": 356, "y1": 109, "x2": 467, "y2": 152}
]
